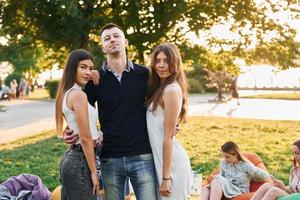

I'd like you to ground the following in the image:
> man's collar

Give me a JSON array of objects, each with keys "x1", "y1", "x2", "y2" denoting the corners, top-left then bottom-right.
[{"x1": 101, "y1": 60, "x2": 134, "y2": 72}]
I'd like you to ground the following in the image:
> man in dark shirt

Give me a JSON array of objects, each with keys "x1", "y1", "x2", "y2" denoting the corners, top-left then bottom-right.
[{"x1": 64, "y1": 23, "x2": 157, "y2": 200}]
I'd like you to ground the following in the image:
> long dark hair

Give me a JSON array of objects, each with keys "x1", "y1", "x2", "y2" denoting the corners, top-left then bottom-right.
[
  {"x1": 293, "y1": 140, "x2": 300, "y2": 167},
  {"x1": 55, "y1": 49, "x2": 94, "y2": 136},
  {"x1": 146, "y1": 43, "x2": 188, "y2": 123},
  {"x1": 221, "y1": 141, "x2": 246, "y2": 162}
]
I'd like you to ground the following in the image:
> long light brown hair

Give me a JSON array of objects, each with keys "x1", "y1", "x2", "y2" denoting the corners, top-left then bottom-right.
[
  {"x1": 221, "y1": 141, "x2": 246, "y2": 162},
  {"x1": 55, "y1": 49, "x2": 94, "y2": 136},
  {"x1": 146, "y1": 43, "x2": 188, "y2": 123},
  {"x1": 293, "y1": 140, "x2": 300, "y2": 167}
]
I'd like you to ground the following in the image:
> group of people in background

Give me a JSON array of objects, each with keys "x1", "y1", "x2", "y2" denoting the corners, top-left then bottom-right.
[{"x1": 0, "y1": 78, "x2": 30, "y2": 100}]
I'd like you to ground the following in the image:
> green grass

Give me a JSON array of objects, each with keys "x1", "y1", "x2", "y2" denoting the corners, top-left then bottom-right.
[
  {"x1": 0, "y1": 104, "x2": 5, "y2": 110},
  {"x1": 243, "y1": 93, "x2": 300, "y2": 100},
  {"x1": 1, "y1": 117, "x2": 299, "y2": 192},
  {"x1": 0, "y1": 130, "x2": 67, "y2": 191}
]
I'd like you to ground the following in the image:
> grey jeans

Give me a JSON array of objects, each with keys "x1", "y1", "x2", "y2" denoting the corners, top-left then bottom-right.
[{"x1": 59, "y1": 145, "x2": 97, "y2": 200}]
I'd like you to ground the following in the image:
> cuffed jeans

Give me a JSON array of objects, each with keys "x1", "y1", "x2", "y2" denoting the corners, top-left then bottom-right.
[{"x1": 100, "y1": 153, "x2": 158, "y2": 200}]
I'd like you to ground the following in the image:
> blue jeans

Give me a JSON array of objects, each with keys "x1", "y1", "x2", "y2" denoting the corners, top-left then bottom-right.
[{"x1": 100, "y1": 153, "x2": 158, "y2": 200}]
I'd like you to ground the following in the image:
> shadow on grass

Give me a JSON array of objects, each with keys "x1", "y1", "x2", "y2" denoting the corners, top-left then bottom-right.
[{"x1": 0, "y1": 136, "x2": 67, "y2": 191}]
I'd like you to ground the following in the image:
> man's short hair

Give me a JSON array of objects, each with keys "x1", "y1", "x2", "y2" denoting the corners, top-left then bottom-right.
[{"x1": 100, "y1": 23, "x2": 124, "y2": 36}]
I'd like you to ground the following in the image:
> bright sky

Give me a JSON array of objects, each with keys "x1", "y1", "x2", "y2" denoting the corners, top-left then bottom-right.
[{"x1": 238, "y1": 65, "x2": 300, "y2": 88}]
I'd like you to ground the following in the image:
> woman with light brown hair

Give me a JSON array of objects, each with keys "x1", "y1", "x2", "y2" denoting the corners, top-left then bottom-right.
[
  {"x1": 146, "y1": 43, "x2": 191, "y2": 199},
  {"x1": 201, "y1": 141, "x2": 269, "y2": 200},
  {"x1": 55, "y1": 49, "x2": 100, "y2": 200}
]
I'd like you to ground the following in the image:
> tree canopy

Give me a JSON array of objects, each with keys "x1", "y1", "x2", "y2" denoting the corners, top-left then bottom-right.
[{"x1": 0, "y1": 0, "x2": 299, "y2": 86}]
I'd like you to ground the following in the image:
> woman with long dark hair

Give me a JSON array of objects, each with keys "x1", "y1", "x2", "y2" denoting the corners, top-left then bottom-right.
[
  {"x1": 55, "y1": 49, "x2": 100, "y2": 200},
  {"x1": 146, "y1": 43, "x2": 191, "y2": 199},
  {"x1": 251, "y1": 140, "x2": 300, "y2": 200}
]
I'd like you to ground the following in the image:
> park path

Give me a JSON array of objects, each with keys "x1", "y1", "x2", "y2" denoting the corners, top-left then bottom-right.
[
  {"x1": 1, "y1": 91, "x2": 299, "y2": 144},
  {"x1": 0, "y1": 100, "x2": 55, "y2": 144}
]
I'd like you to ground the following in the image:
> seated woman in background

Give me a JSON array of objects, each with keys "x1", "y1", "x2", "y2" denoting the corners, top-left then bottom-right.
[
  {"x1": 201, "y1": 141, "x2": 270, "y2": 200},
  {"x1": 250, "y1": 140, "x2": 300, "y2": 200}
]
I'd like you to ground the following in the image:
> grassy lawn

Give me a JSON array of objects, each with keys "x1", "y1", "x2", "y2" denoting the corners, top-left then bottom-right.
[
  {"x1": 1, "y1": 116, "x2": 299, "y2": 192},
  {"x1": 243, "y1": 93, "x2": 300, "y2": 100},
  {"x1": 28, "y1": 88, "x2": 50, "y2": 100}
]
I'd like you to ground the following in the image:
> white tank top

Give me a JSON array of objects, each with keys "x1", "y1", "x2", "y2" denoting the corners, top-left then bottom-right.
[{"x1": 62, "y1": 83, "x2": 101, "y2": 145}]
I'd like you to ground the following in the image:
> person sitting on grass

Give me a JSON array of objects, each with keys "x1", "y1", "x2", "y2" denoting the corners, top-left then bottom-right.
[
  {"x1": 250, "y1": 140, "x2": 300, "y2": 200},
  {"x1": 201, "y1": 141, "x2": 269, "y2": 200}
]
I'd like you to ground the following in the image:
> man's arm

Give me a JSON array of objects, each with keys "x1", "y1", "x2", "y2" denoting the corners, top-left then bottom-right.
[{"x1": 84, "y1": 80, "x2": 98, "y2": 107}]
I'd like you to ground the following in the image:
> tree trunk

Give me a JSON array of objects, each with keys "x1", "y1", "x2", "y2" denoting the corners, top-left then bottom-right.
[{"x1": 137, "y1": 49, "x2": 145, "y2": 64}]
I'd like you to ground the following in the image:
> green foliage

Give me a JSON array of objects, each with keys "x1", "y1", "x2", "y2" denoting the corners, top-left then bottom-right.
[
  {"x1": 44, "y1": 80, "x2": 59, "y2": 99},
  {"x1": 243, "y1": 93, "x2": 300, "y2": 100},
  {"x1": 0, "y1": 131, "x2": 67, "y2": 191},
  {"x1": 0, "y1": 0, "x2": 299, "y2": 92},
  {"x1": 4, "y1": 72, "x2": 22, "y2": 86},
  {"x1": 0, "y1": 35, "x2": 41, "y2": 80},
  {"x1": 250, "y1": 36, "x2": 300, "y2": 69},
  {"x1": 188, "y1": 78, "x2": 205, "y2": 93}
]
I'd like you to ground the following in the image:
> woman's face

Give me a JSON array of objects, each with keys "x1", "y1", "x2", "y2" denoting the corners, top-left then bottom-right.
[
  {"x1": 292, "y1": 145, "x2": 300, "y2": 164},
  {"x1": 154, "y1": 51, "x2": 171, "y2": 81},
  {"x1": 223, "y1": 151, "x2": 238, "y2": 164},
  {"x1": 76, "y1": 59, "x2": 93, "y2": 86}
]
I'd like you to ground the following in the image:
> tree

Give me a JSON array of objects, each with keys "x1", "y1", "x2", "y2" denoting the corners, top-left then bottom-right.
[
  {"x1": 0, "y1": 0, "x2": 189, "y2": 63},
  {"x1": 0, "y1": 0, "x2": 299, "y2": 94}
]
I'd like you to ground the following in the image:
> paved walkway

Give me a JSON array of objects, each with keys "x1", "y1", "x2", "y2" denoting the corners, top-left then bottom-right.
[
  {"x1": 188, "y1": 90, "x2": 300, "y2": 120},
  {"x1": 188, "y1": 97, "x2": 300, "y2": 121},
  {"x1": 0, "y1": 100, "x2": 55, "y2": 144},
  {"x1": 0, "y1": 91, "x2": 299, "y2": 144}
]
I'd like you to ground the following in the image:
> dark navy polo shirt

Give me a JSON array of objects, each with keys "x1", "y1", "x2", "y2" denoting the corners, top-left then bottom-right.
[{"x1": 84, "y1": 61, "x2": 152, "y2": 158}]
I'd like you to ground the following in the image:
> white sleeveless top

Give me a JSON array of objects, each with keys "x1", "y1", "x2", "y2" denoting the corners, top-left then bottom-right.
[
  {"x1": 290, "y1": 167, "x2": 300, "y2": 193},
  {"x1": 146, "y1": 82, "x2": 192, "y2": 200},
  {"x1": 62, "y1": 83, "x2": 101, "y2": 145}
]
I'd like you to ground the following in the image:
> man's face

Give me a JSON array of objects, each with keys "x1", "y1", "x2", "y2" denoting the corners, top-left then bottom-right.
[{"x1": 101, "y1": 27, "x2": 127, "y2": 55}]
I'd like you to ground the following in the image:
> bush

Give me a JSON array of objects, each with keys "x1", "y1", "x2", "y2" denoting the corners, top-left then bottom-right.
[
  {"x1": 45, "y1": 80, "x2": 59, "y2": 98},
  {"x1": 188, "y1": 78, "x2": 206, "y2": 93}
]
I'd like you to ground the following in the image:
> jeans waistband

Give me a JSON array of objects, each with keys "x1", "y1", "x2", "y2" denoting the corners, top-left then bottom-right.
[{"x1": 72, "y1": 144, "x2": 101, "y2": 154}]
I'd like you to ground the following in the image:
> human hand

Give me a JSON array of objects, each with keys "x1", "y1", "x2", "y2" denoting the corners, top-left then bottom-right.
[
  {"x1": 91, "y1": 172, "x2": 100, "y2": 195},
  {"x1": 63, "y1": 127, "x2": 78, "y2": 147},
  {"x1": 90, "y1": 70, "x2": 100, "y2": 85},
  {"x1": 273, "y1": 179, "x2": 285, "y2": 190},
  {"x1": 159, "y1": 179, "x2": 171, "y2": 197}
]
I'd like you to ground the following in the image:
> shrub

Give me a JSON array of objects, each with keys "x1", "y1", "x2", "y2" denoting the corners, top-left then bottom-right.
[
  {"x1": 188, "y1": 78, "x2": 206, "y2": 93},
  {"x1": 45, "y1": 80, "x2": 59, "y2": 98}
]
